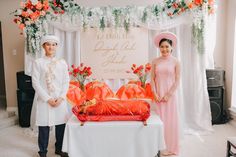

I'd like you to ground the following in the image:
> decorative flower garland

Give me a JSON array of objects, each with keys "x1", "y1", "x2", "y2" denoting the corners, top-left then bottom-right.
[{"x1": 12, "y1": 0, "x2": 215, "y2": 55}]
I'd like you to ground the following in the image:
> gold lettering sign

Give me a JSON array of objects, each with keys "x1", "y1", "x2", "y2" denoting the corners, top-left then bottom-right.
[{"x1": 81, "y1": 27, "x2": 148, "y2": 79}]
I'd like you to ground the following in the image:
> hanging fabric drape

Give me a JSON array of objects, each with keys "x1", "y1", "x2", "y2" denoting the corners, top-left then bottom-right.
[{"x1": 28, "y1": 12, "x2": 214, "y2": 134}]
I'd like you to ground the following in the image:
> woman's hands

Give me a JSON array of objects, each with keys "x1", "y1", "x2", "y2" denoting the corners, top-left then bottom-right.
[
  {"x1": 160, "y1": 95, "x2": 169, "y2": 102},
  {"x1": 160, "y1": 92, "x2": 172, "y2": 102},
  {"x1": 154, "y1": 93, "x2": 171, "y2": 103},
  {"x1": 47, "y1": 97, "x2": 64, "y2": 107},
  {"x1": 154, "y1": 94, "x2": 161, "y2": 103}
]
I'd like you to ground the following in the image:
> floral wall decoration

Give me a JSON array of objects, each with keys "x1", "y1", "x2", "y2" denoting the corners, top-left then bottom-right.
[
  {"x1": 192, "y1": 18, "x2": 205, "y2": 54},
  {"x1": 12, "y1": 0, "x2": 215, "y2": 55}
]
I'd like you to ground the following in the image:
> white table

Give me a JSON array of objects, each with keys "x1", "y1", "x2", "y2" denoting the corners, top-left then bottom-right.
[{"x1": 62, "y1": 112, "x2": 165, "y2": 157}]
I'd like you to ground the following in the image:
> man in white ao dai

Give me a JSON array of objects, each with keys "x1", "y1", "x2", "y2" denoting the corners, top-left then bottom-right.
[{"x1": 32, "y1": 35, "x2": 69, "y2": 157}]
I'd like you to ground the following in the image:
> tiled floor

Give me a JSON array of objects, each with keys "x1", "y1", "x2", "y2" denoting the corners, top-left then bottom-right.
[{"x1": 0, "y1": 122, "x2": 235, "y2": 157}]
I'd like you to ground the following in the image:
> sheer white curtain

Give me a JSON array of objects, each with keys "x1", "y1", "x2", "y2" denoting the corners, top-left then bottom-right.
[
  {"x1": 28, "y1": 14, "x2": 214, "y2": 134},
  {"x1": 175, "y1": 24, "x2": 213, "y2": 134}
]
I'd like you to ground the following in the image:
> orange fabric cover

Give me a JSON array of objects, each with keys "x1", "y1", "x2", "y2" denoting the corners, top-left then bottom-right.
[
  {"x1": 128, "y1": 80, "x2": 142, "y2": 86},
  {"x1": 66, "y1": 82, "x2": 86, "y2": 106},
  {"x1": 72, "y1": 100, "x2": 150, "y2": 122},
  {"x1": 85, "y1": 81, "x2": 114, "y2": 100},
  {"x1": 145, "y1": 83, "x2": 154, "y2": 100},
  {"x1": 127, "y1": 81, "x2": 154, "y2": 100},
  {"x1": 116, "y1": 84, "x2": 146, "y2": 100},
  {"x1": 69, "y1": 81, "x2": 81, "y2": 88}
]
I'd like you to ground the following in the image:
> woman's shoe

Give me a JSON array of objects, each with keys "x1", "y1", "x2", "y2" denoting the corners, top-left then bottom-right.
[{"x1": 161, "y1": 151, "x2": 175, "y2": 156}]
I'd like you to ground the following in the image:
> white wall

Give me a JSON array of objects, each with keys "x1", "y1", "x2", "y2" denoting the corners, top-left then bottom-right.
[
  {"x1": 0, "y1": 1, "x2": 25, "y2": 109},
  {"x1": 214, "y1": 0, "x2": 227, "y2": 68},
  {"x1": 225, "y1": 0, "x2": 236, "y2": 108},
  {"x1": 231, "y1": 21, "x2": 236, "y2": 109},
  {"x1": 200, "y1": 0, "x2": 236, "y2": 109}
]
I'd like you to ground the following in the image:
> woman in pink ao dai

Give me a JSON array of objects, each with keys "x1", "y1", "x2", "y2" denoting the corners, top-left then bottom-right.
[{"x1": 151, "y1": 32, "x2": 180, "y2": 156}]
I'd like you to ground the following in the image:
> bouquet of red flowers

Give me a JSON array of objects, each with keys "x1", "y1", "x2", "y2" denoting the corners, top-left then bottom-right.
[
  {"x1": 69, "y1": 63, "x2": 92, "y2": 91},
  {"x1": 127, "y1": 63, "x2": 151, "y2": 88}
]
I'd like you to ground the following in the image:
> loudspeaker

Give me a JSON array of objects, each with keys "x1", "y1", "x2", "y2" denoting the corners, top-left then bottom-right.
[
  {"x1": 206, "y1": 69, "x2": 225, "y2": 87},
  {"x1": 16, "y1": 71, "x2": 33, "y2": 91},
  {"x1": 17, "y1": 90, "x2": 35, "y2": 127},
  {"x1": 208, "y1": 87, "x2": 225, "y2": 124},
  {"x1": 206, "y1": 69, "x2": 228, "y2": 124}
]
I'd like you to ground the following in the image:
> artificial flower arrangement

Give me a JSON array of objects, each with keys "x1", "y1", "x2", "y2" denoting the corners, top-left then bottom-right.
[
  {"x1": 49, "y1": 0, "x2": 80, "y2": 15},
  {"x1": 127, "y1": 63, "x2": 151, "y2": 88},
  {"x1": 13, "y1": 0, "x2": 50, "y2": 31},
  {"x1": 165, "y1": 0, "x2": 215, "y2": 18},
  {"x1": 69, "y1": 63, "x2": 92, "y2": 91},
  {"x1": 12, "y1": 0, "x2": 215, "y2": 56},
  {"x1": 12, "y1": 0, "x2": 80, "y2": 31}
]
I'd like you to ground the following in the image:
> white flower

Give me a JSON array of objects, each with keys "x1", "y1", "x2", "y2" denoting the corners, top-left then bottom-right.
[
  {"x1": 45, "y1": 14, "x2": 51, "y2": 20},
  {"x1": 25, "y1": 21, "x2": 31, "y2": 26},
  {"x1": 93, "y1": 7, "x2": 103, "y2": 16},
  {"x1": 42, "y1": 21, "x2": 48, "y2": 31},
  {"x1": 35, "y1": 31, "x2": 41, "y2": 37},
  {"x1": 63, "y1": 2, "x2": 70, "y2": 9},
  {"x1": 27, "y1": 9, "x2": 33, "y2": 14},
  {"x1": 31, "y1": 0, "x2": 38, "y2": 5},
  {"x1": 185, "y1": 0, "x2": 192, "y2": 3},
  {"x1": 16, "y1": 9, "x2": 22, "y2": 15}
]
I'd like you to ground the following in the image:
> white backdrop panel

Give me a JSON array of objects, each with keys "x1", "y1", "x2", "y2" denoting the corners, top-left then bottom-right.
[{"x1": 80, "y1": 27, "x2": 149, "y2": 79}]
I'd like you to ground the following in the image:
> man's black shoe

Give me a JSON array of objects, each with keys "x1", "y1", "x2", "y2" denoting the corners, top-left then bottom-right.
[
  {"x1": 39, "y1": 153, "x2": 47, "y2": 157},
  {"x1": 55, "y1": 150, "x2": 69, "y2": 157}
]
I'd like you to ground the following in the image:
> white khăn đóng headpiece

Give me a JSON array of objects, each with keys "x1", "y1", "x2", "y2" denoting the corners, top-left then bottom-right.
[{"x1": 41, "y1": 35, "x2": 60, "y2": 46}]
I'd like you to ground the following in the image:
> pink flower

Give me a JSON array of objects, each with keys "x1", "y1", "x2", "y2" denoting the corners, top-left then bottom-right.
[
  {"x1": 208, "y1": 0, "x2": 214, "y2": 5},
  {"x1": 20, "y1": 2, "x2": 25, "y2": 7},
  {"x1": 43, "y1": 4, "x2": 49, "y2": 11},
  {"x1": 40, "y1": 11, "x2": 46, "y2": 16},
  {"x1": 188, "y1": 3, "x2": 194, "y2": 9},
  {"x1": 18, "y1": 23, "x2": 25, "y2": 30},
  {"x1": 172, "y1": 3, "x2": 178, "y2": 9},
  {"x1": 60, "y1": 10, "x2": 65, "y2": 14},
  {"x1": 36, "y1": 2, "x2": 43, "y2": 10},
  {"x1": 29, "y1": 12, "x2": 39, "y2": 21},
  {"x1": 21, "y1": 11, "x2": 29, "y2": 17},
  {"x1": 167, "y1": 12, "x2": 172, "y2": 17}
]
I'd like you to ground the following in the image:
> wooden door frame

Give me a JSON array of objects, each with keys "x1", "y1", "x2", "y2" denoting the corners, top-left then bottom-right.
[{"x1": 0, "y1": 21, "x2": 6, "y2": 108}]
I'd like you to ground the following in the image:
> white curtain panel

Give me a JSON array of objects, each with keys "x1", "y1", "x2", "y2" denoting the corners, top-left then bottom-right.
[
  {"x1": 175, "y1": 25, "x2": 213, "y2": 134},
  {"x1": 28, "y1": 14, "x2": 214, "y2": 134}
]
